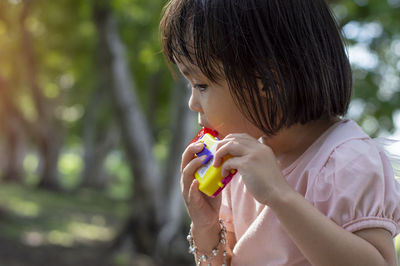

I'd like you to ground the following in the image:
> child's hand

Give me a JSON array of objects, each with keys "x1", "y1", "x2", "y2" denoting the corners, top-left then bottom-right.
[
  {"x1": 214, "y1": 133, "x2": 292, "y2": 206},
  {"x1": 181, "y1": 142, "x2": 222, "y2": 229}
]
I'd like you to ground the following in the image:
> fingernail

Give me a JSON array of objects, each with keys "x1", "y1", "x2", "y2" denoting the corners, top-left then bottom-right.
[{"x1": 195, "y1": 142, "x2": 204, "y2": 148}]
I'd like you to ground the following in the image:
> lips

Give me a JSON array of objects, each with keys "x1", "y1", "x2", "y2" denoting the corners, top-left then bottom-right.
[
  {"x1": 199, "y1": 117, "x2": 219, "y2": 137},
  {"x1": 198, "y1": 114, "x2": 207, "y2": 128},
  {"x1": 199, "y1": 120, "x2": 211, "y2": 130},
  {"x1": 198, "y1": 120, "x2": 208, "y2": 129}
]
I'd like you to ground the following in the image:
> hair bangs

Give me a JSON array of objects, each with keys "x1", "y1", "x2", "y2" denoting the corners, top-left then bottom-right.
[{"x1": 160, "y1": 0, "x2": 225, "y2": 82}]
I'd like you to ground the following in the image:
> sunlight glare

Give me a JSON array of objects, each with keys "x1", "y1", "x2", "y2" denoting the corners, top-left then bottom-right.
[
  {"x1": 8, "y1": 0, "x2": 22, "y2": 4},
  {"x1": 68, "y1": 221, "x2": 114, "y2": 242},
  {"x1": 9, "y1": 197, "x2": 40, "y2": 217},
  {"x1": 21, "y1": 231, "x2": 45, "y2": 247},
  {"x1": 47, "y1": 230, "x2": 75, "y2": 247},
  {"x1": 348, "y1": 44, "x2": 379, "y2": 70}
]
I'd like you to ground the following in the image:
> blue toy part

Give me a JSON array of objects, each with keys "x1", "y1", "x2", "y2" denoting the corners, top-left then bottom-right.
[{"x1": 196, "y1": 143, "x2": 214, "y2": 165}]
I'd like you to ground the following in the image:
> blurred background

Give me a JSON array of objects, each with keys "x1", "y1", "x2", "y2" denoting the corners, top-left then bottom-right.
[{"x1": 0, "y1": 0, "x2": 399, "y2": 265}]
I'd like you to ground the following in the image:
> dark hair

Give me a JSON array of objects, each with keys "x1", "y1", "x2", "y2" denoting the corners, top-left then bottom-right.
[{"x1": 160, "y1": 0, "x2": 352, "y2": 136}]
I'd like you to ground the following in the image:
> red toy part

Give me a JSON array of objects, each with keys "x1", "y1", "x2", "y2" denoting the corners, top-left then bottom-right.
[{"x1": 188, "y1": 127, "x2": 218, "y2": 146}]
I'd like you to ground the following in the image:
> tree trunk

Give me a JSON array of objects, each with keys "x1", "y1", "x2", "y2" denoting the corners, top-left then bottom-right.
[
  {"x1": 146, "y1": 71, "x2": 162, "y2": 139},
  {"x1": 92, "y1": 1, "x2": 197, "y2": 263},
  {"x1": 2, "y1": 117, "x2": 24, "y2": 182},
  {"x1": 104, "y1": 13, "x2": 162, "y2": 209},
  {"x1": 36, "y1": 135, "x2": 62, "y2": 189},
  {"x1": 0, "y1": 76, "x2": 25, "y2": 183},
  {"x1": 155, "y1": 77, "x2": 197, "y2": 261},
  {"x1": 19, "y1": 0, "x2": 63, "y2": 189},
  {"x1": 81, "y1": 87, "x2": 119, "y2": 189},
  {"x1": 92, "y1": 0, "x2": 161, "y2": 256},
  {"x1": 81, "y1": 128, "x2": 119, "y2": 189}
]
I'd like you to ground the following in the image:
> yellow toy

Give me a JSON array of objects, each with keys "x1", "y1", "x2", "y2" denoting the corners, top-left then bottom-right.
[{"x1": 194, "y1": 133, "x2": 237, "y2": 197}]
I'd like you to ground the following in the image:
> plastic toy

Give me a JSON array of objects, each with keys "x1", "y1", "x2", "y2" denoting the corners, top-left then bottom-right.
[{"x1": 190, "y1": 128, "x2": 237, "y2": 197}]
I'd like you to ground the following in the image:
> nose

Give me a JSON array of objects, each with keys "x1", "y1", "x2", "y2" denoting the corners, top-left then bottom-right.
[{"x1": 188, "y1": 88, "x2": 202, "y2": 113}]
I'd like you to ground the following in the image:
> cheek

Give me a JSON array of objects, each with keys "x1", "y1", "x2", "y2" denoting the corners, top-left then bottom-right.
[{"x1": 212, "y1": 104, "x2": 243, "y2": 135}]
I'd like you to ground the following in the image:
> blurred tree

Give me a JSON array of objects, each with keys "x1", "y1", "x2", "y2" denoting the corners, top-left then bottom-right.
[
  {"x1": 0, "y1": 1, "x2": 29, "y2": 183},
  {"x1": 19, "y1": 0, "x2": 64, "y2": 189},
  {"x1": 80, "y1": 63, "x2": 119, "y2": 189},
  {"x1": 92, "y1": 0, "x2": 196, "y2": 263},
  {"x1": 0, "y1": 0, "x2": 102, "y2": 189},
  {"x1": 330, "y1": 0, "x2": 400, "y2": 136},
  {"x1": 0, "y1": 75, "x2": 25, "y2": 182},
  {"x1": 91, "y1": 0, "x2": 161, "y2": 257}
]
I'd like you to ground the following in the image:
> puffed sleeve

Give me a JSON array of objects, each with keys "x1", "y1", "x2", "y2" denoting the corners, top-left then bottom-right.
[{"x1": 308, "y1": 139, "x2": 400, "y2": 237}]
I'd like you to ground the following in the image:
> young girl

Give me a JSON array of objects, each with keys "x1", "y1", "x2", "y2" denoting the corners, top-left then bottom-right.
[{"x1": 160, "y1": 0, "x2": 400, "y2": 265}]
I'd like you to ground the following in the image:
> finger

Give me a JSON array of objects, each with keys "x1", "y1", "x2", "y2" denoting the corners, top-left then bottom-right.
[
  {"x1": 209, "y1": 191, "x2": 222, "y2": 211},
  {"x1": 220, "y1": 157, "x2": 242, "y2": 178},
  {"x1": 224, "y1": 133, "x2": 252, "y2": 141},
  {"x1": 181, "y1": 142, "x2": 206, "y2": 172},
  {"x1": 215, "y1": 133, "x2": 255, "y2": 152},
  {"x1": 187, "y1": 179, "x2": 221, "y2": 218},
  {"x1": 213, "y1": 140, "x2": 245, "y2": 167},
  {"x1": 181, "y1": 155, "x2": 207, "y2": 198},
  {"x1": 187, "y1": 179, "x2": 205, "y2": 207}
]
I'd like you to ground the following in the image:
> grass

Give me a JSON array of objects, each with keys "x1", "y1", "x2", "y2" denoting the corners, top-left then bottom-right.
[
  {"x1": 1, "y1": 182, "x2": 399, "y2": 265},
  {"x1": 0, "y1": 182, "x2": 133, "y2": 266}
]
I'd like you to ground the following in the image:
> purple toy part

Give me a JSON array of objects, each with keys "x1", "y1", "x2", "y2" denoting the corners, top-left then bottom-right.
[
  {"x1": 212, "y1": 187, "x2": 223, "y2": 198},
  {"x1": 196, "y1": 143, "x2": 214, "y2": 165},
  {"x1": 221, "y1": 170, "x2": 236, "y2": 184},
  {"x1": 210, "y1": 169, "x2": 238, "y2": 198}
]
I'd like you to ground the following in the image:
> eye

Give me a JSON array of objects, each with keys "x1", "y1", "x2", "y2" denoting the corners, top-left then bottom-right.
[{"x1": 194, "y1": 83, "x2": 208, "y2": 92}]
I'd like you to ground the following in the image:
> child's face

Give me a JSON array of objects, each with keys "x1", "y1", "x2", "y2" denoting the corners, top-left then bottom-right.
[{"x1": 177, "y1": 61, "x2": 264, "y2": 139}]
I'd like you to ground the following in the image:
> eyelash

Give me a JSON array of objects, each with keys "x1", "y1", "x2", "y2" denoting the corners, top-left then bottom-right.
[{"x1": 193, "y1": 84, "x2": 208, "y2": 92}]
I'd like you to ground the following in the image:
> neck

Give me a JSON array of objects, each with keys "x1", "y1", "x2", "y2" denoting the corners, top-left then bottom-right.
[{"x1": 262, "y1": 118, "x2": 340, "y2": 169}]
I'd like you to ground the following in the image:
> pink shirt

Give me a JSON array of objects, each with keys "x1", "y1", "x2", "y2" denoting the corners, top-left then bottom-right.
[{"x1": 220, "y1": 119, "x2": 400, "y2": 266}]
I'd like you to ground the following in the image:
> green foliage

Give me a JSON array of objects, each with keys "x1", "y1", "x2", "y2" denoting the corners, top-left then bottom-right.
[
  {"x1": 113, "y1": 0, "x2": 176, "y2": 135},
  {"x1": 22, "y1": 150, "x2": 133, "y2": 199},
  {"x1": 331, "y1": 0, "x2": 400, "y2": 136},
  {"x1": 104, "y1": 151, "x2": 133, "y2": 200},
  {"x1": 58, "y1": 150, "x2": 84, "y2": 189},
  {"x1": 23, "y1": 152, "x2": 40, "y2": 186}
]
